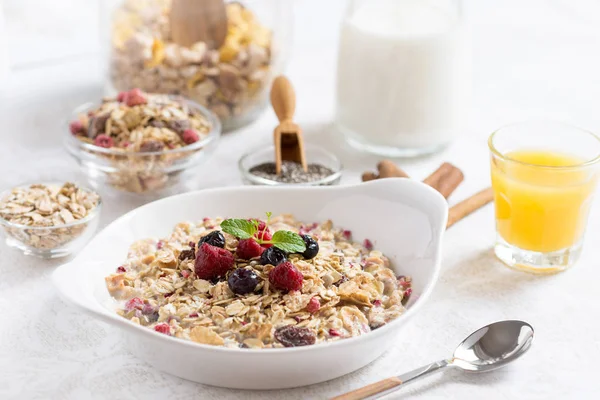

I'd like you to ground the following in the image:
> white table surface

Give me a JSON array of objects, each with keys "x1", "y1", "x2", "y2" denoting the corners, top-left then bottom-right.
[{"x1": 2, "y1": 0, "x2": 600, "y2": 398}]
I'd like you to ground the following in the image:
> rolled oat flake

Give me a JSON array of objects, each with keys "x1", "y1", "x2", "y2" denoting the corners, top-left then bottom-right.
[{"x1": 250, "y1": 161, "x2": 334, "y2": 183}]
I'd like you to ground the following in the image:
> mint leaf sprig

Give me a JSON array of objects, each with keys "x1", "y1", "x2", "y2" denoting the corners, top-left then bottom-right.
[{"x1": 220, "y1": 212, "x2": 306, "y2": 253}]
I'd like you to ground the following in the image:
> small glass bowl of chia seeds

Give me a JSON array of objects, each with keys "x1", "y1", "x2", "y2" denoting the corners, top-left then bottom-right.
[{"x1": 239, "y1": 144, "x2": 343, "y2": 186}]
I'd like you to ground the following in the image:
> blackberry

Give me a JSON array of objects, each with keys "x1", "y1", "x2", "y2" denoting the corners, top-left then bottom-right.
[
  {"x1": 198, "y1": 231, "x2": 226, "y2": 248},
  {"x1": 259, "y1": 246, "x2": 287, "y2": 266},
  {"x1": 228, "y1": 268, "x2": 259, "y2": 295},
  {"x1": 301, "y1": 235, "x2": 319, "y2": 259}
]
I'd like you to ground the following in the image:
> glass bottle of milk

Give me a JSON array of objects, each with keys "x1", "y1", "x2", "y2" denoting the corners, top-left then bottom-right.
[{"x1": 335, "y1": 0, "x2": 469, "y2": 157}]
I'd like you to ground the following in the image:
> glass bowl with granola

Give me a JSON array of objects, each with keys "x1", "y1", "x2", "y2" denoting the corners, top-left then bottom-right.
[
  {"x1": 65, "y1": 89, "x2": 221, "y2": 196},
  {"x1": 104, "y1": 213, "x2": 412, "y2": 349},
  {"x1": 0, "y1": 182, "x2": 102, "y2": 258},
  {"x1": 105, "y1": 0, "x2": 293, "y2": 131}
]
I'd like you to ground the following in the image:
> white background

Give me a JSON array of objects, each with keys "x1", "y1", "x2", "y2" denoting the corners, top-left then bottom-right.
[{"x1": 1, "y1": 0, "x2": 600, "y2": 399}]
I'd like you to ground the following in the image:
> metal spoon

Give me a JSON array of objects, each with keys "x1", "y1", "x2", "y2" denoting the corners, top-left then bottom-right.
[{"x1": 332, "y1": 320, "x2": 534, "y2": 400}]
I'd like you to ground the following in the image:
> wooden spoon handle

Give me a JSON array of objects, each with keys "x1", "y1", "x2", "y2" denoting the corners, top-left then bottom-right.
[
  {"x1": 270, "y1": 75, "x2": 296, "y2": 122},
  {"x1": 330, "y1": 377, "x2": 402, "y2": 400},
  {"x1": 447, "y1": 187, "x2": 494, "y2": 229}
]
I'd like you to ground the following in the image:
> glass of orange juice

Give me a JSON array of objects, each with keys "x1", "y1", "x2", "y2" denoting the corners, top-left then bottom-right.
[{"x1": 489, "y1": 121, "x2": 600, "y2": 274}]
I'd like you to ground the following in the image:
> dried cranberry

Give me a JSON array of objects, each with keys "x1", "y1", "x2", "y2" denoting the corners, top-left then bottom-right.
[
  {"x1": 125, "y1": 88, "x2": 147, "y2": 107},
  {"x1": 125, "y1": 297, "x2": 143, "y2": 311},
  {"x1": 402, "y1": 288, "x2": 412, "y2": 305},
  {"x1": 154, "y1": 323, "x2": 171, "y2": 335},
  {"x1": 373, "y1": 299, "x2": 382, "y2": 307},
  {"x1": 94, "y1": 134, "x2": 113, "y2": 148},
  {"x1": 140, "y1": 140, "x2": 164, "y2": 152},
  {"x1": 116, "y1": 265, "x2": 126, "y2": 273},
  {"x1": 69, "y1": 120, "x2": 84, "y2": 135},
  {"x1": 306, "y1": 297, "x2": 320, "y2": 313},
  {"x1": 329, "y1": 329, "x2": 342, "y2": 337},
  {"x1": 181, "y1": 270, "x2": 190, "y2": 279},
  {"x1": 156, "y1": 241, "x2": 164, "y2": 249},
  {"x1": 363, "y1": 239, "x2": 374, "y2": 250},
  {"x1": 274, "y1": 325, "x2": 316, "y2": 347},
  {"x1": 342, "y1": 230, "x2": 352, "y2": 240},
  {"x1": 189, "y1": 312, "x2": 199, "y2": 318},
  {"x1": 182, "y1": 129, "x2": 200, "y2": 144}
]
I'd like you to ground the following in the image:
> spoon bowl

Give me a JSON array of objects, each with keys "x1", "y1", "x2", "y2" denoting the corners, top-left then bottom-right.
[
  {"x1": 452, "y1": 320, "x2": 534, "y2": 372},
  {"x1": 333, "y1": 320, "x2": 535, "y2": 400}
]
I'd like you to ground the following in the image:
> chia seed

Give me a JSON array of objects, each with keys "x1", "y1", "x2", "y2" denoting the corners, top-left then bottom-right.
[{"x1": 249, "y1": 161, "x2": 335, "y2": 184}]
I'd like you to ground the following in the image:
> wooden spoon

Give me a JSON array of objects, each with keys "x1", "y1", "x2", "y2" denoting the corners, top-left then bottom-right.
[
  {"x1": 170, "y1": 0, "x2": 228, "y2": 48},
  {"x1": 270, "y1": 75, "x2": 308, "y2": 174}
]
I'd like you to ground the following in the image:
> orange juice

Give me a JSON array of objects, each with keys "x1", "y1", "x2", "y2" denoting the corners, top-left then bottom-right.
[{"x1": 491, "y1": 150, "x2": 597, "y2": 252}]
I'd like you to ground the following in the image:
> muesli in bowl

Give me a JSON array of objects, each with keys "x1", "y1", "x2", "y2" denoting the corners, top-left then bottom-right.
[
  {"x1": 105, "y1": 213, "x2": 411, "y2": 348},
  {"x1": 65, "y1": 88, "x2": 220, "y2": 195},
  {"x1": 0, "y1": 182, "x2": 101, "y2": 258}
]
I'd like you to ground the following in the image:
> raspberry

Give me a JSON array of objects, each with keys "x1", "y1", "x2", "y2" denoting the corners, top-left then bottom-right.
[
  {"x1": 124, "y1": 88, "x2": 147, "y2": 107},
  {"x1": 342, "y1": 230, "x2": 352, "y2": 240},
  {"x1": 182, "y1": 129, "x2": 200, "y2": 144},
  {"x1": 248, "y1": 219, "x2": 266, "y2": 231},
  {"x1": 69, "y1": 120, "x2": 84, "y2": 135},
  {"x1": 255, "y1": 229, "x2": 272, "y2": 248},
  {"x1": 306, "y1": 297, "x2": 320, "y2": 313},
  {"x1": 125, "y1": 297, "x2": 143, "y2": 312},
  {"x1": 94, "y1": 134, "x2": 114, "y2": 148},
  {"x1": 363, "y1": 239, "x2": 373, "y2": 250},
  {"x1": 154, "y1": 323, "x2": 171, "y2": 335},
  {"x1": 269, "y1": 261, "x2": 303, "y2": 292},
  {"x1": 194, "y1": 243, "x2": 235, "y2": 280},
  {"x1": 236, "y1": 238, "x2": 264, "y2": 259}
]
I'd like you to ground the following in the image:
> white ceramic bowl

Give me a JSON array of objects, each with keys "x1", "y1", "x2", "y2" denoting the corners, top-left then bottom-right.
[{"x1": 52, "y1": 179, "x2": 448, "y2": 389}]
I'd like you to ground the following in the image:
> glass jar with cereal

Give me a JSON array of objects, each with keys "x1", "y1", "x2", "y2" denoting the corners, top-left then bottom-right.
[{"x1": 103, "y1": 0, "x2": 292, "y2": 131}]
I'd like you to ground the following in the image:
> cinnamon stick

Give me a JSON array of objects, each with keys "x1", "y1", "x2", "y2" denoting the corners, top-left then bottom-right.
[
  {"x1": 377, "y1": 160, "x2": 410, "y2": 178},
  {"x1": 423, "y1": 162, "x2": 464, "y2": 199},
  {"x1": 361, "y1": 171, "x2": 378, "y2": 182},
  {"x1": 446, "y1": 187, "x2": 494, "y2": 229}
]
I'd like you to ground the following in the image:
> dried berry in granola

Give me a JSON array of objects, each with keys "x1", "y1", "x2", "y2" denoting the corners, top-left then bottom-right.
[{"x1": 274, "y1": 325, "x2": 316, "y2": 347}]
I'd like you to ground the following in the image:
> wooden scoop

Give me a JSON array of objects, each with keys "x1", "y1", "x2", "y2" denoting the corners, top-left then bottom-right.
[
  {"x1": 270, "y1": 75, "x2": 307, "y2": 174},
  {"x1": 170, "y1": 0, "x2": 228, "y2": 48}
]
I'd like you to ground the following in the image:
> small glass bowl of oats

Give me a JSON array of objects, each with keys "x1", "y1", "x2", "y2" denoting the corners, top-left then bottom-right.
[
  {"x1": 65, "y1": 89, "x2": 221, "y2": 196},
  {"x1": 0, "y1": 182, "x2": 102, "y2": 258}
]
